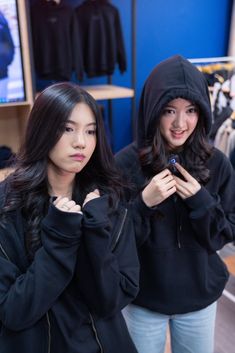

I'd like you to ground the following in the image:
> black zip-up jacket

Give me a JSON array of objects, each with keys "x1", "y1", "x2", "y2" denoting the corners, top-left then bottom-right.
[
  {"x1": 115, "y1": 55, "x2": 235, "y2": 315},
  {"x1": 0, "y1": 185, "x2": 139, "y2": 353}
]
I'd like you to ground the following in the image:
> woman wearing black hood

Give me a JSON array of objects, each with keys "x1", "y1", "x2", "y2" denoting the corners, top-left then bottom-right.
[{"x1": 116, "y1": 55, "x2": 235, "y2": 353}]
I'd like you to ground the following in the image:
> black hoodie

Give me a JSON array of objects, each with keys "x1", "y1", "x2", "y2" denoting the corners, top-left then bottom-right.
[{"x1": 116, "y1": 55, "x2": 235, "y2": 315}]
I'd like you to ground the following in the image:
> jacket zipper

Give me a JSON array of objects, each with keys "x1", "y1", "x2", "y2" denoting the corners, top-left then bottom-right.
[
  {"x1": 173, "y1": 197, "x2": 181, "y2": 248},
  {"x1": 0, "y1": 241, "x2": 11, "y2": 261},
  {"x1": 111, "y1": 208, "x2": 128, "y2": 252},
  {"x1": 0, "y1": 241, "x2": 51, "y2": 353},
  {"x1": 88, "y1": 208, "x2": 128, "y2": 352},
  {"x1": 177, "y1": 223, "x2": 182, "y2": 248},
  {"x1": 89, "y1": 313, "x2": 104, "y2": 353},
  {"x1": 46, "y1": 312, "x2": 51, "y2": 353}
]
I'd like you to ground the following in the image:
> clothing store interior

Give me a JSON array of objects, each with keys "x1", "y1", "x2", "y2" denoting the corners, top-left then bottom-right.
[{"x1": 0, "y1": 1, "x2": 235, "y2": 353}]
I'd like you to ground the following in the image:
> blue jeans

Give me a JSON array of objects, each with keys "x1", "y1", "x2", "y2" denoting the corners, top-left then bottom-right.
[{"x1": 122, "y1": 302, "x2": 217, "y2": 353}]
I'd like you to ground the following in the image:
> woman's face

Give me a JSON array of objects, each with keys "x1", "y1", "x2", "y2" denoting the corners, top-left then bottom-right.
[
  {"x1": 48, "y1": 102, "x2": 97, "y2": 176},
  {"x1": 159, "y1": 98, "x2": 199, "y2": 150}
]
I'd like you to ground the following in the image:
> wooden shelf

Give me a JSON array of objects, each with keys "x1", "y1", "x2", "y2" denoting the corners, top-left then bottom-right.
[{"x1": 81, "y1": 85, "x2": 134, "y2": 100}]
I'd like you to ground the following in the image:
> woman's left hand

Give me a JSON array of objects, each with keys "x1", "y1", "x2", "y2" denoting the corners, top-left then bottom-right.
[
  {"x1": 173, "y1": 163, "x2": 201, "y2": 199},
  {"x1": 83, "y1": 189, "x2": 100, "y2": 207}
]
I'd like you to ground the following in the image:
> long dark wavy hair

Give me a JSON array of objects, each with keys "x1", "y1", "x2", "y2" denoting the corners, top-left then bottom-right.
[
  {"x1": 0, "y1": 82, "x2": 124, "y2": 260},
  {"x1": 139, "y1": 105, "x2": 213, "y2": 184}
]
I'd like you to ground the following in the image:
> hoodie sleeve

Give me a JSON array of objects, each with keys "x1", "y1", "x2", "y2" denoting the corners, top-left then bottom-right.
[
  {"x1": 184, "y1": 152, "x2": 235, "y2": 252},
  {"x1": 0, "y1": 204, "x2": 82, "y2": 331},
  {"x1": 75, "y1": 195, "x2": 139, "y2": 319}
]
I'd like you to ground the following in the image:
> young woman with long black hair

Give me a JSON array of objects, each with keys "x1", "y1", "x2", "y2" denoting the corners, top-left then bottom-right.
[{"x1": 0, "y1": 82, "x2": 139, "y2": 353}]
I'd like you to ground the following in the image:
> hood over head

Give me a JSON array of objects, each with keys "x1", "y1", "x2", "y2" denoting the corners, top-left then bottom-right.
[{"x1": 137, "y1": 55, "x2": 212, "y2": 148}]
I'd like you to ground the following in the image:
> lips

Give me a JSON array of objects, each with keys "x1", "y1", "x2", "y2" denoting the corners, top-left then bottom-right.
[
  {"x1": 70, "y1": 154, "x2": 85, "y2": 162},
  {"x1": 171, "y1": 130, "x2": 185, "y2": 138}
]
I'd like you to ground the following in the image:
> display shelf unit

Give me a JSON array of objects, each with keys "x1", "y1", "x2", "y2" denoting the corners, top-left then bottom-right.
[{"x1": 0, "y1": 0, "x2": 34, "y2": 152}]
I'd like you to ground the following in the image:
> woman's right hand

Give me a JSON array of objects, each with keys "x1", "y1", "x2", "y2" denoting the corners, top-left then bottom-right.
[
  {"x1": 142, "y1": 169, "x2": 176, "y2": 207},
  {"x1": 53, "y1": 196, "x2": 82, "y2": 214}
]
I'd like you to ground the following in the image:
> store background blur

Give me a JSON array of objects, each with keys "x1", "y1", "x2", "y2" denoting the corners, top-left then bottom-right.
[{"x1": 29, "y1": 0, "x2": 233, "y2": 152}]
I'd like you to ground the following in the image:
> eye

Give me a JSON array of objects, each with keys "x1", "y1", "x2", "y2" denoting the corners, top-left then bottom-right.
[
  {"x1": 187, "y1": 106, "x2": 198, "y2": 114},
  {"x1": 86, "y1": 129, "x2": 96, "y2": 135},
  {"x1": 162, "y1": 108, "x2": 175, "y2": 115},
  {"x1": 65, "y1": 125, "x2": 74, "y2": 132}
]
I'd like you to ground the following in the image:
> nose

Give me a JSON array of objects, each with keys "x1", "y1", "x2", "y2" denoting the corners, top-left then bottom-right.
[
  {"x1": 73, "y1": 132, "x2": 86, "y2": 149},
  {"x1": 172, "y1": 112, "x2": 186, "y2": 128}
]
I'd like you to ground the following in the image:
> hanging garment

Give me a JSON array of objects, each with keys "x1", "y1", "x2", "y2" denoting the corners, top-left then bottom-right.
[
  {"x1": 214, "y1": 116, "x2": 235, "y2": 156},
  {"x1": 210, "y1": 106, "x2": 233, "y2": 141},
  {"x1": 75, "y1": 0, "x2": 127, "y2": 78},
  {"x1": 30, "y1": 0, "x2": 83, "y2": 81}
]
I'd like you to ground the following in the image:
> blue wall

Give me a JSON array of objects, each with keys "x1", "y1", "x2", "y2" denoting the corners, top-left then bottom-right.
[{"x1": 31, "y1": 0, "x2": 233, "y2": 152}]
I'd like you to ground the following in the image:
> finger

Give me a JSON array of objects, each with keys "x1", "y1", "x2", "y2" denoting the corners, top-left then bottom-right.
[
  {"x1": 176, "y1": 189, "x2": 186, "y2": 199},
  {"x1": 165, "y1": 185, "x2": 177, "y2": 197},
  {"x1": 53, "y1": 195, "x2": 63, "y2": 206},
  {"x1": 173, "y1": 175, "x2": 186, "y2": 185},
  {"x1": 166, "y1": 179, "x2": 177, "y2": 191},
  {"x1": 155, "y1": 168, "x2": 172, "y2": 180},
  {"x1": 66, "y1": 200, "x2": 76, "y2": 208},
  {"x1": 86, "y1": 191, "x2": 100, "y2": 200},
  {"x1": 69, "y1": 204, "x2": 82, "y2": 213},
  {"x1": 55, "y1": 198, "x2": 77, "y2": 212},
  {"x1": 92, "y1": 188, "x2": 100, "y2": 196},
  {"x1": 56, "y1": 197, "x2": 70, "y2": 207},
  {"x1": 160, "y1": 174, "x2": 175, "y2": 185},
  {"x1": 174, "y1": 163, "x2": 193, "y2": 181}
]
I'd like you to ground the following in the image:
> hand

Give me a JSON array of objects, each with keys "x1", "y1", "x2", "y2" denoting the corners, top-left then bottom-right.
[
  {"x1": 83, "y1": 189, "x2": 100, "y2": 207},
  {"x1": 53, "y1": 196, "x2": 82, "y2": 214},
  {"x1": 142, "y1": 169, "x2": 176, "y2": 207},
  {"x1": 173, "y1": 163, "x2": 201, "y2": 199}
]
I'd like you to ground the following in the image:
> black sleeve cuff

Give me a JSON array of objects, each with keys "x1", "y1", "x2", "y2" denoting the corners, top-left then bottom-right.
[
  {"x1": 42, "y1": 203, "x2": 82, "y2": 237},
  {"x1": 82, "y1": 195, "x2": 110, "y2": 227},
  {"x1": 133, "y1": 193, "x2": 160, "y2": 216},
  {"x1": 184, "y1": 186, "x2": 219, "y2": 218}
]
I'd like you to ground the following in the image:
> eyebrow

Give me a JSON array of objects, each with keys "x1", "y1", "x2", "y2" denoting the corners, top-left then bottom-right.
[
  {"x1": 165, "y1": 103, "x2": 196, "y2": 108},
  {"x1": 66, "y1": 120, "x2": 96, "y2": 127}
]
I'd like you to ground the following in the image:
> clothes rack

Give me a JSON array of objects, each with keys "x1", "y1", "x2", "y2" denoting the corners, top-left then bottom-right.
[{"x1": 189, "y1": 56, "x2": 235, "y2": 64}]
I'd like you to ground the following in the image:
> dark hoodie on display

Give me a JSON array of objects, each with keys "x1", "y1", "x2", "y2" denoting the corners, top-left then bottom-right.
[{"x1": 116, "y1": 55, "x2": 235, "y2": 315}]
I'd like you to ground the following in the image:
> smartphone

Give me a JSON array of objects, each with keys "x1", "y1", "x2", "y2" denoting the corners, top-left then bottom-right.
[{"x1": 168, "y1": 154, "x2": 185, "y2": 180}]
